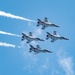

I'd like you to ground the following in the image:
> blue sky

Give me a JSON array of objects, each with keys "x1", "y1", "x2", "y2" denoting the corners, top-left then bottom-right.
[{"x1": 0, "y1": 0, "x2": 75, "y2": 75}]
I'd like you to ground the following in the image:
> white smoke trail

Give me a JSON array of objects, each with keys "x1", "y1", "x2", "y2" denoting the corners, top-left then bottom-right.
[
  {"x1": 0, "y1": 42, "x2": 15, "y2": 48},
  {"x1": 0, "y1": 42, "x2": 21, "y2": 48},
  {"x1": 0, "y1": 30, "x2": 21, "y2": 37},
  {"x1": 0, "y1": 11, "x2": 36, "y2": 22}
]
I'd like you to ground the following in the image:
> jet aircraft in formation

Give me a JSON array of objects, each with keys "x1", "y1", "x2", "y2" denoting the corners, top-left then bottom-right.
[
  {"x1": 22, "y1": 32, "x2": 44, "y2": 43},
  {"x1": 21, "y1": 17, "x2": 69, "y2": 54},
  {"x1": 46, "y1": 31, "x2": 69, "y2": 42},
  {"x1": 37, "y1": 17, "x2": 60, "y2": 29},
  {"x1": 29, "y1": 45, "x2": 52, "y2": 54}
]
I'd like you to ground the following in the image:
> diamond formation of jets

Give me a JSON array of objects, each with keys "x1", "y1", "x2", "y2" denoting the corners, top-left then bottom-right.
[
  {"x1": 46, "y1": 31, "x2": 69, "y2": 42},
  {"x1": 21, "y1": 32, "x2": 44, "y2": 43},
  {"x1": 37, "y1": 17, "x2": 60, "y2": 29},
  {"x1": 29, "y1": 45, "x2": 52, "y2": 54},
  {"x1": 21, "y1": 17, "x2": 69, "y2": 54}
]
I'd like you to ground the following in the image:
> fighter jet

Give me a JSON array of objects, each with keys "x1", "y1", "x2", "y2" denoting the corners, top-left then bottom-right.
[
  {"x1": 21, "y1": 32, "x2": 44, "y2": 43},
  {"x1": 37, "y1": 17, "x2": 60, "y2": 29},
  {"x1": 46, "y1": 31, "x2": 69, "y2": 42},
  {"x1": 29, "y1": 45, "x2": 52, "y2": 54}
]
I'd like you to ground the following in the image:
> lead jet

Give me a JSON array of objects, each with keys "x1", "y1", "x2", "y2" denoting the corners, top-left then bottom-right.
[
  {"x1": 37, "y1": 17, "x2": 60, "y2": 29},
  {"x1": 29, "y1": 45, "x2": 52, "y2": 54},
  {"x1": 21, "y1": 32, "x2": 44, "y2": 43},
  {"x1": 46, "y1": 31, "x2": 69, "y2": 42}
]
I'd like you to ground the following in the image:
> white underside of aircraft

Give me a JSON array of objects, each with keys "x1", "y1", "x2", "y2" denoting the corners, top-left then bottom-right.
[
  {"x1": 46, "y1": 31, "x2": 69, "y2": 42},
  {"x1": 29, "y1": 45, "x2": 52, "y2": 54}
]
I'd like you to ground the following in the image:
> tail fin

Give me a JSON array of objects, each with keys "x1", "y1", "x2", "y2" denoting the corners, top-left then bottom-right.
[
  {"x1": 29, "y1": 45, "x2": 34, "y2": 53},
  {"x1": 21, "y1": 33, "x2": 25, "y2": 41},
  {"x1": 21, "y1": 33, "x2": 27, "y2": 41},
  {"x1": 21, "y1": 35, "x2": 24, "y2": 41},
  {"x1": 46, "y1": 33, "x2": 49, "y2": 40},
  {"x1": 46, "y1": 36, "x2": 49, "y2": 40},
  {"x1": 37, "y1": 19, "x2": 42, "y2": 26},
  {"x1": 37, "y1": 19, "x2": 42, "y2": 22},
  {"x1": 29, "y1": 48, "x2": 32, "y2": 53}
]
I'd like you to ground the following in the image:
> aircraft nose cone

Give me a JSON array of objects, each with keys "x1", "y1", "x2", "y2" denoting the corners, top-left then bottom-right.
[
  {"x1": 40, "y1": 39, "x2": 44, "y2": 41},
  {"x1": 48, "y1": 50, "x2": 52, "y2": 53},
  {"x1": 56, "y1": 25, "x2": 60, "y2": 28},
  {"x1": 41, "y1": 39, "x2": 44, "y2": 41}
]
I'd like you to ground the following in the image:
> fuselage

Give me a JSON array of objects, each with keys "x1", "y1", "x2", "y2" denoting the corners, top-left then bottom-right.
[
  {"x1": 47, "y1": 33, "x2": 69, "y2": 42},
  {"x1": 22, "y1": 33, "x2": 44, "y2": 43},
  {"x1": 37, "y1": 21, "x2": 59, "y2": 28},
  {"x1": 30, "y1": 47, "x2": 51, "y2": 53}
]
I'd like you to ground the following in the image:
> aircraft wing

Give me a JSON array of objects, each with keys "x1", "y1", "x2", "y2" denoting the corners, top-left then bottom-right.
[
  {"x1": 53, "y1": 31, "x2": 57, "y2": 35},
  {"x1": 22, "y1": 33, "x2": 26, "y2": 36},
  {"x1": 22, "y1": 33, "x2": 29, "y2": 37},
  {"x1": 42, "y1": 25, "x2": 46, "y2": 29},
  {"x1": 29, "y1": 32, "x2": 32, "y2": 36},
  {"x1": 37, "y1": 19, "x2": 42, "y2": 22},
  {"x1": 51, "y1": 39, "x2": 56, "y2": 42},
  {"x1": 36, "y1": 45, "x2": 41, "y2": 50},
  {"x1": 46, "y1": 32, "x2": 54, "y2": 38},
  {"x1": 53, "y1": 31, "x2": 60, "y2": 37},
  {"x1": 29, "y1": 45, "x2": 34, "y2": 49},
  {"x1": 44, "y1": 17, "x2": 48, "y2": 22}
]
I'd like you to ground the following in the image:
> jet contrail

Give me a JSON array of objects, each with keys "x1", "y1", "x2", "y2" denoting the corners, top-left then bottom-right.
[
  {"x1": 0, "y1": 11, "x2": 36, "y2": 22},
  {"x1": 0, "y1": 42, "x2": 21, "y2": 48},
  {"x1": 0, "y1": 42, "x2": 15, "y2": 48},
  {"x1": 0, "y1": 30, "x2": 21, "y2": 37}
]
